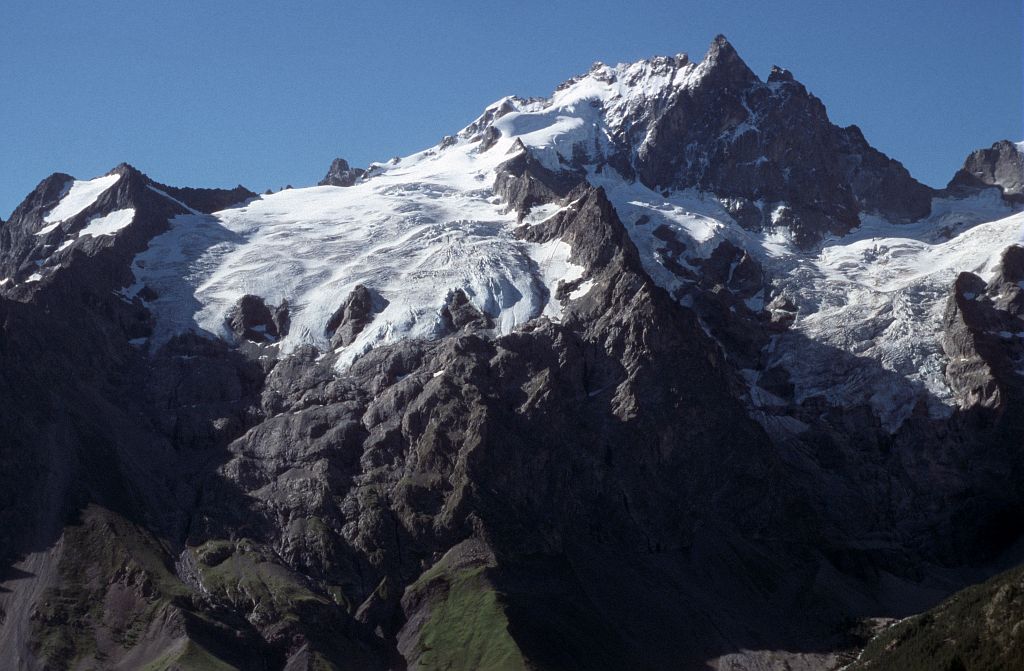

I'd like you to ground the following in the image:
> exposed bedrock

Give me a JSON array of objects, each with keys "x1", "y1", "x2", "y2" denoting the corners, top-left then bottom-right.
[
  {"x1": 319, "y1": 157, "x2": 367, "y2": 188},
  {"x1": 1, "y1": 44, "x2": 1023, "y2": 670},
  {"x1": 948, "y1": 139, "x2": 1024, "y2": 203}
]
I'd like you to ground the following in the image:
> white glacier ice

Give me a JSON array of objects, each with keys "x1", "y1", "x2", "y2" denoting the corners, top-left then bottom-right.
[{"x1": 115, "y1": 59, "x2": 1023, "y2": 431}]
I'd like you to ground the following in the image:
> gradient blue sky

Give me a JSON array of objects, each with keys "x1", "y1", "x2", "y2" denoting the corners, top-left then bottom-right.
[{"x1": 1, "y1": 0, "x2": 1021, "y2": 216}]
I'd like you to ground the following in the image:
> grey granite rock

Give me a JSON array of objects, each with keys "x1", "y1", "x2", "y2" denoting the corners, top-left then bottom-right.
[
  {"x1": 318, "y1": 158, "x2": 366, "y2": 187},
  {"x1": 1, "y1": 47, "x2": 1022, "y2": 671},
  {"x1": 325, "y1": 284, "x2": 388, "y2": 349},
  {"x1": 948, "y1": 140, "x2": 1024, "y2": 203}
]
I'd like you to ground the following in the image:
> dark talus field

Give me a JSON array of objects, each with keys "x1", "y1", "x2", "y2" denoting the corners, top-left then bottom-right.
[{"x1": 1, "y1": 36, "x2": 1023, "y2": 670}]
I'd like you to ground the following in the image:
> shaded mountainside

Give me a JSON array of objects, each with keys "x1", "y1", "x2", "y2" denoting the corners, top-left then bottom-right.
[
  {"x1": 848, "y1": 562, "x2": 1024, "y2": 671},
  {"x1": 1, "y1": 35, "x2": 1023, "y2": 670}
]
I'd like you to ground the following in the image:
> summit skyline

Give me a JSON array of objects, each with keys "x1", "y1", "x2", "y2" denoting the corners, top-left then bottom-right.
[{"x1": 1, "y1": 0, "x2": 1020, "y2": 215}]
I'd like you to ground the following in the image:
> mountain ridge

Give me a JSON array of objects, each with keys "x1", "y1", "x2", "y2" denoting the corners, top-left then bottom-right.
[{"x1": 1, "y1": 35, "x2": 1023, "y2": 670}]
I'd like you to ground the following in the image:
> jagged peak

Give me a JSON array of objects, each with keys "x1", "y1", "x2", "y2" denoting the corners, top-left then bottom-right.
[
  {"x1": 460, "y1": 36, "x2": 771, "y2": 151},
  {"x1": 708, "y1": 33, "x2": 734, "y2": 55},
  {"x1": 111, "y1": 162, "x2": 146, "y2": 179},
  {"x1": 6, "y1": 171, "x2": 79, "y2": 222},
  {"x1": 562, "y1": 52, "x2": 692, "y2": 90},
  {"x1": 698, "y1": 34, "x2": 758, "y2": 84},
  {"x1": 539, "y1": 37, "x2": 762, "y2": 118},
  {"x1": 768, "y1": 65, "x2": 795, "y2": 83}
]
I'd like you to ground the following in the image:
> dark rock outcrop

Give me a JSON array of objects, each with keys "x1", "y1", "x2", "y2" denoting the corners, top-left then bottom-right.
[
  {"x1": 948, "y1": 139, "x2": 1024, "y2": 203},
  {"x1": 494, "y1": 143, "x2": 586, "y2": 217},
  {"x1": 156, "y1": 182, "x2": 255, "y2": 213},
  {"x1": 940, "y1": 246, "x2": 1024, "y2": 417},
  {"x1": 439, "y1": 288, "x2": 492, "y2": 332},
  {"x1": 325, "y1": 284, "x2": 388, "y2": 348},
  {"x1": 226, "y1": 294, "x2": 289, "y2": 342},
  {"x1": 477, "y1": 125, "x2": 501, "y2": 152},
  {"x1": 941, "y1": 272, "x2": 1004, "y2": 411},
  {"x1": 318, "y1": 158, "x2": 366, "y2": 187}
]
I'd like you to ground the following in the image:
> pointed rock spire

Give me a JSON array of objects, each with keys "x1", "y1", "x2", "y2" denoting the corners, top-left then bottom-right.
[
  {"x1": 707, "y1": 34, "x2": 734, "y2": 57},
  {"x1": 699, "y1": 34, "x2": 758, "y2": 86}
]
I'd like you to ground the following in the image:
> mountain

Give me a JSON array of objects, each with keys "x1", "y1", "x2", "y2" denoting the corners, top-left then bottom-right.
[
  {"x1": 1, "y1": 35, "x2": 1023, "y2": 670},
  {"x1": 848, "y1": 559, "x2": 1024, "y2": 670},
  {"x1": 948, "y1": 139, "x2": 1024, "y2": 203}
]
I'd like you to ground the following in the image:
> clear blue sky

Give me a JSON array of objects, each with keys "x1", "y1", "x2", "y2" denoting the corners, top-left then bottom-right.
[{"x1": 1, "y1": 0, "x2": 1021, "y2": 217}]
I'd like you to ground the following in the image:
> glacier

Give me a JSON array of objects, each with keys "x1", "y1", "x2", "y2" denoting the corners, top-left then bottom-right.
[{"x1": 111, "y1": 53, "x2": 1023, "y2": 432}]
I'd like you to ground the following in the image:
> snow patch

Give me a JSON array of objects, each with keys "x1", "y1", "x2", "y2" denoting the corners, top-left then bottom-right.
[
  {"x1": 43, "y1": 173, "x2": 121, "y2": 223},
  {"x1": 529, "y1": 239, "x2": 584, "y2": 320},
  {"x1": 35, "y1": 221, "x2": 62, "y2": 237},
  {"x1": 569, "y1": 279, "x2": 595, "y2": 300},
  {"x1": 80, "y1": 208, "x2": 135, "y2": 237},
  {"x1": 521, "y1": 202, "x2": 564, "y2": 226}
]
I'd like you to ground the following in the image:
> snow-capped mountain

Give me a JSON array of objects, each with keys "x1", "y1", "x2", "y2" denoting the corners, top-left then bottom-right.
[
  {"x1": 1, "y1": 35, "x2": 1023, "y2": 671},
  {"x1": 8, "y1": 35, "x2": 1017, "y2": 435}
]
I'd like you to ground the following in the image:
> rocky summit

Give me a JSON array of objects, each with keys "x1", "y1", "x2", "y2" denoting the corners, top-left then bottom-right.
[{"x1": 1, "y1": 35, "x2": 1023, "y2": 670}]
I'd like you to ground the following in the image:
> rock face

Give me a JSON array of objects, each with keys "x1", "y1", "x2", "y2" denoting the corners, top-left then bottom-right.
[
  {"x1": 494, "y1": 144, "x2": 586, "y2": 217},
  {"x1": 0, "y1": 163, "x2": 255, "y2": 293},
  {"x1": 1, "y1": 38, "x2": 1023, "y2": 671},
  {"x1": 325, "y1": 284, "x2": 388, "y2": 348},
  {"x1": 473, "y1": 35, "x2": 935, "y2": 247},
  {"x1": 195, "y1": 185, "x2": 798, "y2": 669},
  {"x1": 226, "y1": 294, "x2": 289, "y2": 342},
  {"x1": 940, "y1": 246, "x2": 1024, "y2": 416},
  {"x1": 318, "y1": 158, "x2": 366, "y2": 187},
  {"x1": 439, "y1": 288, "x2": 492, "y2": 332},
  {"x1": 629, "y1": 37, "x2": 933, "y2": 245},
  {"x1": 948, "y1": 139, "x2": 1024, "y2": 203}
]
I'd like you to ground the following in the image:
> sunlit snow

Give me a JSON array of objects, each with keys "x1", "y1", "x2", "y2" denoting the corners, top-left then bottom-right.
[
  {"x1": 79, "y1": 208, "x2": 135, "y2": 237},
  {"x1": 43, "y1": 173, "x2": 121, "y2": 223},
  {"x1": 130, "y1": 132, "x2": 585, "y2": 365},
  {"x1": 121, "y1": 58, "x2": 1024, "y2": 431}
]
